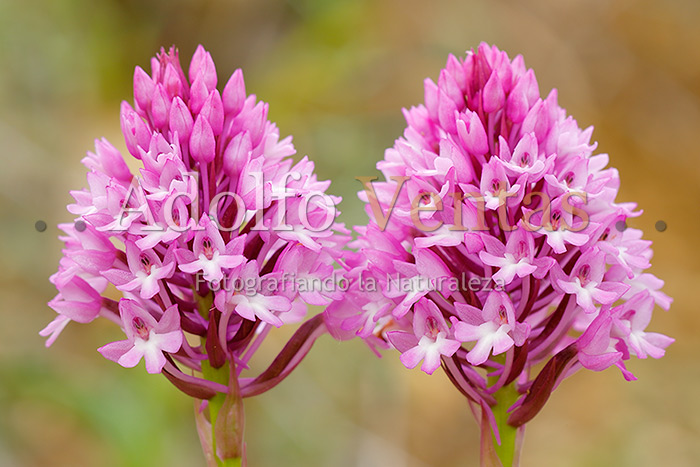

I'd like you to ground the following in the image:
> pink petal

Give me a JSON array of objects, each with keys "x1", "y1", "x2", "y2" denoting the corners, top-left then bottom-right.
[{"x1": 97, "y1": 339, "x2": 133, "y2": 363}]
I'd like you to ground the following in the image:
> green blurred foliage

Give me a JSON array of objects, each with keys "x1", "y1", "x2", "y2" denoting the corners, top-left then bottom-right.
[{"x1": 1, "y1": 0, "x2": 699, "y2": 465}]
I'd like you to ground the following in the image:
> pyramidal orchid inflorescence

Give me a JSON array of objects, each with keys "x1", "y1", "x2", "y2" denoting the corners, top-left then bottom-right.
[
  {"x1": 325, "y1": 43, "x2": 673, "y2": 465},
  {"x1": 43, "y1": 45, "x2": 349, "y2": 465}
]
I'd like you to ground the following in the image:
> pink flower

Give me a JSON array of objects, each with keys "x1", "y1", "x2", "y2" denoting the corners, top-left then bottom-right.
[
  {"x1": 479, "y1": 225, "x2": 553, "y2": 285},
  {"x1": 612, "y1": 291, "x2": 674, "y2": 359},
  {"x1": 476, "y1": 158, "x2": 526, "y2": 211},
  {"x1": 498, "y1": 133, "x2": 553, "y2": 182},
  {"x1": 98, "y1": 299, "x2": 183, "y2": 374},
  {"x1": 576, "y1": 307, "x2": 624, "y2": 373},
  {"x1": 388, "y1": 300, "x2": 461, "y2": 375},
  {"x1": 214, "y1": 261, "x2": 292, "y2": 328},
  {"x1": 452, "y1": 291, "x2": 530, "y2": 365},
  {"x1": 47, "y1": 275, "x2": 103, "y2": 323},
  {"x1": 176, "y1": 216, "x2": 246, "y2": 283},
  {"x1": 102, "y1": 241, "x2": 176, "y2": 299},
  {"x1": 552, "y1": 249, "x2": 629, "y2": 313},
  {"x1": 274, "y1": 244, "x2": 343, "y2": 305},
  {"x1": 342, "y1": 292, "x2": 393, "y2": 339}
]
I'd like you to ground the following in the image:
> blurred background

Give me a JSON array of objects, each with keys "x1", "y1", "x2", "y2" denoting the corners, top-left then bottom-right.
[{"x1": 1, "y1": 0, "x2": 698, "y2": 465}]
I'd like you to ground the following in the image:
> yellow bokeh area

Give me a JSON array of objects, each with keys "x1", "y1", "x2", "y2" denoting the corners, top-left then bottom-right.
[{"x1": 1, "y1": 1, "x2": 698, "y2": 465}]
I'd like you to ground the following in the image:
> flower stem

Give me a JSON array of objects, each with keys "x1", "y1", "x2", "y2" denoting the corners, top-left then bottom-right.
[
  {"x1": 195, "y1": 293, "x2": 245, "y2": 465},
  {"x1": 493, "y1": 384, "x2": 522, "y2": 466},
  {"x1": 480, "y1": 382, "x2": 523, "y2": 467},
  {"x1": 201, "y1": 359, "x2": 246, "y2": 466}
]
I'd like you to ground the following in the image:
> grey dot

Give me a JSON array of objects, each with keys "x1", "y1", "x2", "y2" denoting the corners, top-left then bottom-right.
[
  {"x1": 35, "y1": 220, "x2": 47, "y2": 232},
  {"x1": 655, "y1": 220, "x2": 667, "y2": 232},
  {"x1": 615, "y1": 220, "x2": 627, "y2": 232},
  {"x1": 74, "y1": 220, "x2": 86, "y2": 232}
]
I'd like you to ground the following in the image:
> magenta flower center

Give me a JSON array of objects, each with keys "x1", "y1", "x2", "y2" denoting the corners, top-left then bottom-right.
[
  {"x1": 497, "y1": 306, "x2": 508, "y2": 325},
  {"x1": 132, "y1": 316, "x2": 150, "y2": 340},
  {"x1": 519, "y1": 152, "x2": 531, "y2": 167},
  {"x1": 577, "y1": 265, "x2": 591, "y2": 285},
  {"x1": 202, "y1": 238, "x2": 215, "y2": 260},
  {"x1": 491, "y1": 179, "x2": 504, "y2": 195},
  {"x1": 564, "y1": 171, "x2": 575, "y2": 186},
  {"x1": 140, "y1": 254, "x2": 153, "y2": 275},
  {"x1": 426, "y1": 316, "x2": 440, "y2": 339},
  {"x1": 550, "y1": 211, "x2": 562, "y2": 230}
]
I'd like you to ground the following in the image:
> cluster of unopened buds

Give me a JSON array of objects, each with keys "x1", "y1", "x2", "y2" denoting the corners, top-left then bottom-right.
[{"x1": 44, "y1": 43, "x2": 672, "y2": 466}]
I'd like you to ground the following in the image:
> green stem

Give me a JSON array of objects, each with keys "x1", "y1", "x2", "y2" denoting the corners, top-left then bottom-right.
[
  {"x1": 481, "y1": 353, "x2": 523, "y2": 467},
  {"x1": 490, "y1": 384, "x2": 521, "y2": 466},
  {"x1": 197, "y1": 292, "x2": 245, "y2": 466},
  {"x1": 201, "y1": 360, "x2": 227, "y2": 465}
]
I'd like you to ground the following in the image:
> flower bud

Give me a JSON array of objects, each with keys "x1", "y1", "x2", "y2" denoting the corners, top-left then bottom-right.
[
  {"x1": 223, "y1": 131, "x2": 252, "y2": 177},
  {"x1": 133, "y1": 66, "x2": 155, "y2": 112},
  {"x1": 483, "y1": 70, "x2": 505, "y2": 113},
  {"x1": 190, "y1": 114, "x2": 216, "y2": 164},
  {"x1": 506, "y1": 85, "x2": 528, "y2": 123},
  {"x1": 151, "y1": 83, "x2": 171, "y2": 129},
  {"x1": 423, "y1": 78, "x2": 439, "y2": 122},
  {"x1": 222, "y1": 69, "x2": 245, "y2": 116},
  {"x1": 437, "y1": 89, "x2": 458, "y2": 134},
  {"x1": 456, "y1": 110, "x2": 488, "y2": 155},
  {"x1": 163, "y1": 62, "x2": 184, "y2": 100},
  {"x1": 445, "y1": 53, "x2": 467, "y2": 92},
  {"x1": 87, "y1": 138, "x2": 132, "y2": 183},
  {"x1": 120, "y1": 101, "x2": 151, "y2": 159},
  {"x1": 438, "y1": 69, "x2": 464, "y2": 111},
  {"x1": 199, "y1": 90, "x2": 224, "y2": 136},
  {"x1": 189, "y1": 75, "x2": 209, "y2": 115},
  {"x1": 189, "y1": 44, "x2": 217, "y2": 92},
  {"x1": 521, "y1": 99, "x2": 550, "y2": 143},
  {"x1": 169, "y1": 96, "x2": 194, "y2": 145},
  {"x1": 247, "y1": 102, "x2": 268, "y2": 148}
]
